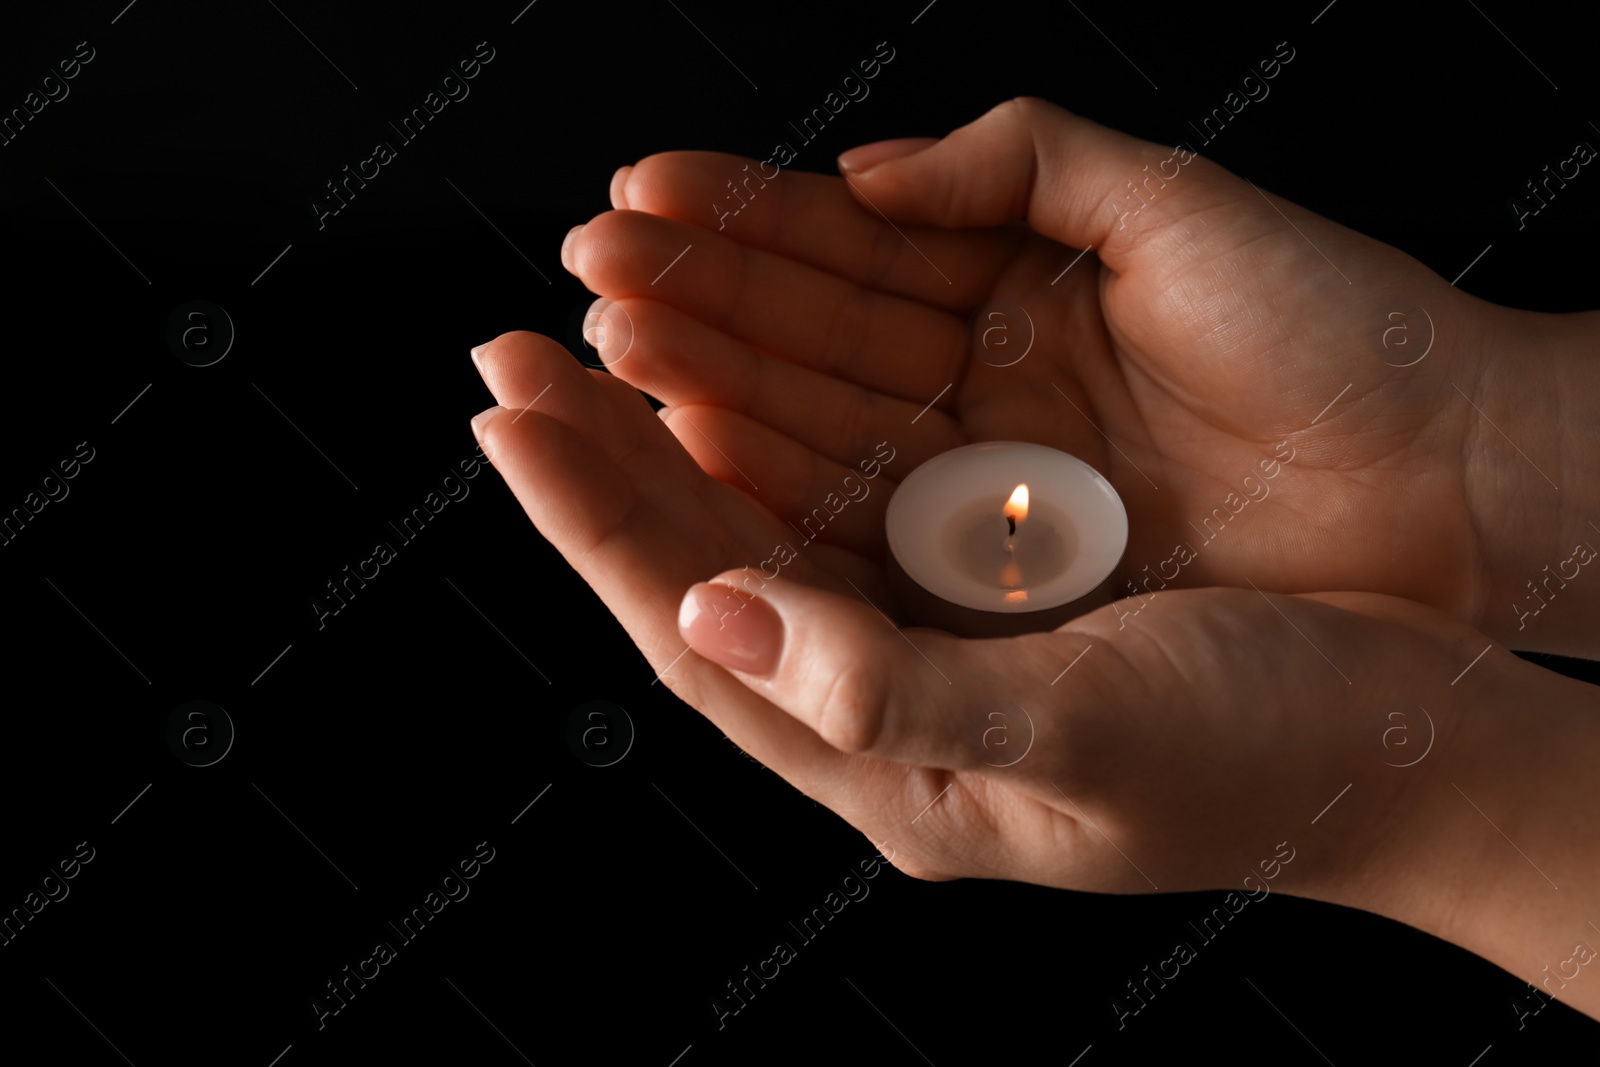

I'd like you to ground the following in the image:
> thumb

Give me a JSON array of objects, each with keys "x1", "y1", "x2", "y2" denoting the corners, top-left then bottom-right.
[
  {"x1": 836, "y1": 97, "x2": 1236, "y2": 268},
  {"x1": 678, "y1": 572, "x2": 1004, "y2": 769}
]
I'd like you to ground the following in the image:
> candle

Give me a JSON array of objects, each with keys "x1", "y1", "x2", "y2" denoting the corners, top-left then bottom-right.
[{"x1": 884, "y1": 442, "x2": 1128, "y2": 637}]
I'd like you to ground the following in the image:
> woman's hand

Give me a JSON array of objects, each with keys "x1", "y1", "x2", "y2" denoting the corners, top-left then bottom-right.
[
  {"x1": 471, "y1": 331, "x2": 1600, "y2": 1021},
  {"x1": 469, "y1": 95, "x2": 1600, "y2": 1024},
  {"x1": 561, "y1": 97, "x2": 1592, "y2": 655}
]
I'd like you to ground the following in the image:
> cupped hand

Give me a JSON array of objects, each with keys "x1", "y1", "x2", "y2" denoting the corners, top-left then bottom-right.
[
  {"x1": 468, "y1": 330, "x2": 1508, "y2": 909},
  {"x1": 562, "y1": 97, "x2": 1551, "y2": 640}
]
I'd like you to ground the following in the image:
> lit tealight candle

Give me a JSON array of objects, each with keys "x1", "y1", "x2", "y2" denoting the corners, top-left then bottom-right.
[{"x1": 885, "y1": 442, "x2": 1129, "y2": 637}]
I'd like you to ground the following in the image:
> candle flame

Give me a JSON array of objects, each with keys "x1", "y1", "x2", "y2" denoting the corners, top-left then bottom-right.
[{"x1": 1004, "y1": 483, "x2": 1029, "y2": 526}]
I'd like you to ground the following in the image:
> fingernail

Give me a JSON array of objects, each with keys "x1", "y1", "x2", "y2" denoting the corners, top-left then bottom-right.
[
  {"x1": 609, "y1": 165, "x2": 634, "y2": 209},
  {"x1": 560, "y1": 224, "x2": 586, "y2": 272},
  {"x1": 470, "y1": 343, "x2": 489, "y2": 375},
  {"x1": 470, "y1": 405, "x2": 501, "y2": 449},
  {"x1": 581, "y1": 297, "x2": 611, "y2": 351},
  {"x1": 679, "y1": 581, "x2": 782, "y2": 676},
  {"x1": 837, "y1": 137, "x2": 938, "y2": 175}
]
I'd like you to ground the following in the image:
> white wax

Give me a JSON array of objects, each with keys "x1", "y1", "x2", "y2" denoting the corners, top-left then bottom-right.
[
  {"x1": 886, "y1": 442, "x2": 1128, "y2": 614},
  {"x1": 945, "y1": 497, "x2": 1071, "y2": 589}
]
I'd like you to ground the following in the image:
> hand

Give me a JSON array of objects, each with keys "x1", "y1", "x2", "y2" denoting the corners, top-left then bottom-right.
[
  {"x1": 467, "y1": 324, "x2": 1482, "y2": 893},
  {"x1": 468, "y1": 343, "x2": 1600, "y2": 1023},
  {"x1": 468, "y1": 330, "x2": 1479, "y2": 898},
  {"x1": 668, "y1": 574, "x2": 1504, "y2": 899},
  {"x1": 562, "y1": 97, "x2": 1586, "y2": 652}
]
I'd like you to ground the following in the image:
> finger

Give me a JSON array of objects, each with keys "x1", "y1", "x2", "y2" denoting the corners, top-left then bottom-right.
[
  {"x1": 470, "y1": 342, "x2": 872, "y2": 783},
  {"x1": 608, "y1": 164, "x2": 633, "y2": 209},
  {"x1": 475, "y1": 331, "x2": 896, "y2": 603},
  {"x1": 611, "y1": 150, "x2": 1023, "y2": 310},
  {"x1": 837, "y1": 97, "x2": 1248, "y2": 271},
  {"x1": 480, "y1": 402, "x2": 863, "y2": 780},
  {"x1": 470, "y1": 332, "x2": 918, "y2": 781},
  {"x1": 472, "y1": 331, "x2": 679, "y2": 474},
  {"x1": 589, "y1": 295, "x2": 965, "y2": 477},
  {"x1": 658, "y1": 402, "x2": 895, "y2": 558},
  {"x1": 563, "y1": 209, "x2": 967, "y2": 404},
  {"x1": 507, "y1": 302, "x2": 909, "y2": 563},
  {"x1": 678, "y1": 570, "x2": 1049, "y2": 771},
  {"x1": 471, "y1": 331, "x2": 798, "y2": 587}
]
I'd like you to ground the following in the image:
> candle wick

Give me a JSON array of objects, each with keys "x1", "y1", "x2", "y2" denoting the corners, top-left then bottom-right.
[{"x1": 1006, "y1": 515, "x2": 1016, "y2": 537}]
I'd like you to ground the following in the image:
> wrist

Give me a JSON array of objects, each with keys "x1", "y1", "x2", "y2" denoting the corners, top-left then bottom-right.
[
  {"x1": 1464, "y1": 304, "x2": 1600, "y2": 658},
  {"x1": 1356, "y1": 648, "x2": 1600, "y2": 1018}
]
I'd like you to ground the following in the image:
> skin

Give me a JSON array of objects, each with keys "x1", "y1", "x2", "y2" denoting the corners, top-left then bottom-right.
[{"x1": 469, "y1": 98, "x2": 1600, "y2": 1022}]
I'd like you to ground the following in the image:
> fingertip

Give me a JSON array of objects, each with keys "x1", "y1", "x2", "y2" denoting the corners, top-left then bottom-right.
[
  {"x1": 476, "y1": 329, "x2": 543, "y2": 359},
  {"x1": 678, "y1": 579, "x2": 783, "y2": 676},
  {"x1": 472, "y1": 331, "x2": 574, "y2": 411},
  {"x1": 471, "y1": 404, "x2": 507, "y2": 459},
  {"x1": 470, "y1": 332, "x2": 528, "y2": 373},
  {"x1": 837, "y1": 136, "x2": 940, "y2": 177},
  {"x1": 561, "y1": 224, "x2": 586, "y2": 272},
  {"x1": 609, "y1": 165, "x2": 634, "y2": 209}
]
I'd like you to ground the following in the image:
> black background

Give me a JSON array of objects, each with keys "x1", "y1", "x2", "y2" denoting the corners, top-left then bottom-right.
[{"x1": 1, "y1": 1, "x2": 1596, "y2": 1064}]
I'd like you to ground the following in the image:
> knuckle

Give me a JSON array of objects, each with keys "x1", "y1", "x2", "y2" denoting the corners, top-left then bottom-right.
[
  {"x1": 862, "y1": 218, "x2": 904, "y2": 288},
  {"x1": 819, "y1": 284, "x2": 871, "y2": 377},
  {"x1": 815, "y1": 664, "x2": 889, "y2": 755},
  {"x1": 1002, "y1": 95, "x2": 1057, "y2": 128}
]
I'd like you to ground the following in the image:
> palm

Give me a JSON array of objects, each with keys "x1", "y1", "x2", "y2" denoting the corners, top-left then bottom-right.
[
  {"x1": 473, "y1": 337, "x2": 1462, "y2": 888},
  {"x1": 573, "y1": 150, "x2": 1491, "y2": 624}
]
